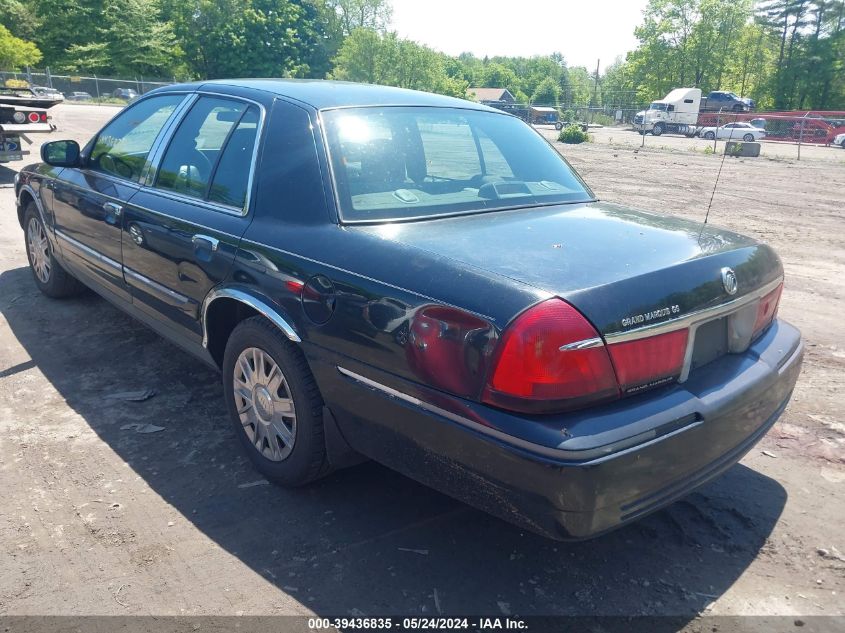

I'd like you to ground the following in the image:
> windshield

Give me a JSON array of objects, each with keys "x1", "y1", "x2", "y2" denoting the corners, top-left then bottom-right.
[
  {"x1": 649, "y1": 102, "x2": 668, "y2": 111},
  {"x1": 322, "y1": 107, "x2": 593, "y2": 222}
]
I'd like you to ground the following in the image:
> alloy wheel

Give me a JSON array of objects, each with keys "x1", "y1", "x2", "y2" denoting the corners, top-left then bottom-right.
[
  {"x1": 233, "y1": 347, "x2": 297, "y2": 462},
  {"x1": 27, "y1": 217, "x2": 51, "y2": 284}
]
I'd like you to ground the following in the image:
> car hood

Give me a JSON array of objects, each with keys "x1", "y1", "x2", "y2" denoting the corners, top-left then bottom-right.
[{"x1": 353, "y1": 201, "x2": 782, "y2": 335}]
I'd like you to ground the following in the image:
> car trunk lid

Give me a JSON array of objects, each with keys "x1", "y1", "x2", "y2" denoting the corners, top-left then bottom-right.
[{"x1": 352, "y1": 201, "x2": 783, "y2": 340}]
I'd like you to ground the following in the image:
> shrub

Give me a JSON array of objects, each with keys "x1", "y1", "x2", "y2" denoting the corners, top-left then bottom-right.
[
  {"x1": 558, "y1": 124, "x2": 589, "y2": 144},
  {"x1": 590, "y1": 113, "x2": 616, "y2": 126}
]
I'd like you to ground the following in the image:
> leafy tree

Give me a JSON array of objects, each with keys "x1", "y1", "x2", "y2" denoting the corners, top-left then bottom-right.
[
  {"x1": 531, "y1": 77, "x2": 560, "y2": 105},
  {"x1": 328, "y1": 0, "x2": 391, "y2": 35},
  {"x1": 22, "y1": 0, "x2": 103, "y2": 71},
  {"x1": 62, "y1": 0, "x2": 180, "y2": 77},
  {"x1": 0, "y1": 1, "x2": 39, "y2": 42},
  {"x1": 480, "y1": 62, "x2": 519, "y2": 93},
  {"x1": 167, "y1": 0, "x2": 336, "y2": 79},
  {"x1": 330, "y1": 29, "x2": 467, "y2": 97},
  {"x1": 0, "y1": 24, "x2": 42, "y2": 69},
  {"x1": 567, "y1": 66, "x2": 593, "y2": 105}
]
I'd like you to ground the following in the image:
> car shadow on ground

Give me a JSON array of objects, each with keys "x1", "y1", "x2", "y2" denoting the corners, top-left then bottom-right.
[{"x1": 0, "y1": 265, "x2": 788, "y2": 620}]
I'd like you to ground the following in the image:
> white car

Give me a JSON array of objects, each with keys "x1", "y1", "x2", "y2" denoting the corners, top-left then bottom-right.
[
  {"x1": 834, "y1": 132, "x2": 845, "y2": 148},
  {"x1": 698, "y1": 122, "x2": 765, "y2": 141}
]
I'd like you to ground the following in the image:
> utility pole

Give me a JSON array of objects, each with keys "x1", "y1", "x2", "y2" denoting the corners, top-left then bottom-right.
[{"x1": 591, "y1": 59, "x2": 600, "y2": 124}]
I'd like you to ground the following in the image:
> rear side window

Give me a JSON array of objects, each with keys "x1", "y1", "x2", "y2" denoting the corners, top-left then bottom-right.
[
  {"x1": 208, "y1": 107, "x2": 260, "y2": 207},
  {"x1": 155, "y1": 96, "x2": 259, "y2": 209}
]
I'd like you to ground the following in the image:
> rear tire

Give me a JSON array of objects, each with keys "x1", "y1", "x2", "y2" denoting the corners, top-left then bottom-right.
[
  {"x1": 23, "y1": 204, "x2": 85, "y2": 298},
  {"x1": 743, "y1": 133, "x2": 754, "y2": 142},
  {"x1": 222, "y1": 316, "x2": 328, "y2": 486}
]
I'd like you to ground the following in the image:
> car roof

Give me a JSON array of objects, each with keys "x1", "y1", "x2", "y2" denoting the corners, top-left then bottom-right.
[{"x1": 155, "y1": 79, "x2": 497, "y2": 112}]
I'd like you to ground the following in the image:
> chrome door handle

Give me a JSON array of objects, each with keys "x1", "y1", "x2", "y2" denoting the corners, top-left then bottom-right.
[
  {"x1": 192, "y1": 234, "x2": 219, "y2": 252},
  {"x1": 103, "y1": 202, "x2": 123, "y2": 217}
]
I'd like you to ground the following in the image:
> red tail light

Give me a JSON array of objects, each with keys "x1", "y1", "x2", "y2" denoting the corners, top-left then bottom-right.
[
  {"x1": 27, "y1": 112, "x2": 40, "y2": 123},
  {"x1": 482, "y1": 299, "x2": 619, "y2": 413},
  {"x1": 607, "y1": 329, "x2": 688, "y2": 394},
  {"x1": 407, "y1": 305, "x2": 497, "y2": 397},
  {"x1": 753, "y1": 282, "x2": 783, "y2": 335},
  {"x1": 40, "y1": 113, "x2": 48, "y2": 122}
]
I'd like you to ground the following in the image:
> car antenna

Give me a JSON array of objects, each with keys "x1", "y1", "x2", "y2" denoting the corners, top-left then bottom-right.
[{"x1": 699, "y1": 107, "x2": 741, "y2": 240}]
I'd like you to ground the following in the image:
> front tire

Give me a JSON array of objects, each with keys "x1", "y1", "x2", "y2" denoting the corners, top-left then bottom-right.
[
  {"x1": 652, "y1": 123, "x2": 664, "y2": 136},
  {"x1": 23, "y1": 204, "x2": 84, "y2": 298},
  {"x1": 222, "y1": 316, "x2": 328, "y2": 486},
  {"x1": 704, "y1": 131, "x2": 716, "y2": 140}
]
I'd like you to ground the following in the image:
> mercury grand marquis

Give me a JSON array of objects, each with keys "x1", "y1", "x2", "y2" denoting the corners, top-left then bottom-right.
[{"x1": 14, "y1": 80, "x2": 803, "y2": 539}]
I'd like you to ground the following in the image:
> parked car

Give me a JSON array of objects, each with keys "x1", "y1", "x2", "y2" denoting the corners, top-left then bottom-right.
[
  {"x1": 14, "y1": 80, "x2": 803, "y2": 540},
  {"x1": 699, "y1": 122, "x2": 765, "y2": 141},
  {"x1": 66, "y1": 91, "x2": 93, "y2": 102},
  {"x1": 112, "y1": 88, "x2": 138, "y2": 100},
  {"x1": 700, "y1": 91, "x2": 755, "y2": 112},
  {"x1": 30, "y1": 86, "x2": 64, "y2": 102},
  {"x1": 834, "y1": 132, "x2": 845, "y2": 148}
]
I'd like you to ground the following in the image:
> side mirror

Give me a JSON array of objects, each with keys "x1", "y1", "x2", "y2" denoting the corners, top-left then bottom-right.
[{"x1": 41, "y1": 140, "x2": 81, "y2": 167}]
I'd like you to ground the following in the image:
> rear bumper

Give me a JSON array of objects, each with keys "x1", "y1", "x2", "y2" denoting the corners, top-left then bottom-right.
[{"x1": 312, "y1": 319, "x2": 803, "y2": 540}]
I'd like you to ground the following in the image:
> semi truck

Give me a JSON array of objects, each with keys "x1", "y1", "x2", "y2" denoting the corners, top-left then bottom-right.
[{"x1": 633, "y1": 88, "x2": 755, "y2": 136}]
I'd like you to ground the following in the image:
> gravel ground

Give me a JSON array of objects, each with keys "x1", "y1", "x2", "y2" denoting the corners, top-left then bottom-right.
[{"x1": 0, "y1": 105, "x2": 842, "y2": 622}]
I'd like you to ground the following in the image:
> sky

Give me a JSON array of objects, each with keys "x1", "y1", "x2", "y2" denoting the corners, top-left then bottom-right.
[{"x1": 390, "y1": 0, "x2": 649, "y2": 72}]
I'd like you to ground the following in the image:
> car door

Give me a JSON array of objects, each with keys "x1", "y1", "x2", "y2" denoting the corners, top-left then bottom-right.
[
  {"x1": 51, "y1": 94, "x2": 187, "y2": 302},
  {"x1": 120, "y1": 94, "x2": 264, "y2": 340}
]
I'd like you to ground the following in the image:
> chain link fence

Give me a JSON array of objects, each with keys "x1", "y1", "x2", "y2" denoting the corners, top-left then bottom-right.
[
  {"x1": 484, "y1": 99, "x2": 845, "y2": 155},
  {"x1": 2, "y1": 67, "x2": 174, "y2": 104}
]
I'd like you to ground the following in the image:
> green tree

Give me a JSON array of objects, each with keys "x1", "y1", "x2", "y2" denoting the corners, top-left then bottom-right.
[
  {"x1": 167, "y1": 0, "x2": 336, "y2": 79},
  {"x1": 62, "y1": 0, "x2": 180, "y2": 77},
  {"x1": 330, "y1": 29, "x2": 467, "y2": 97},
  {"x1": 480, "y1": 62, "x2": 519, "y2": 93},
  {"x1": 531, "y1": 77, "x2": 560, "y2": 105},
  {"x1": 328, "y1": 0, "x2": 391, "y2": 35},
  {"x1": 0, "y1": 24, "x2": 42, "y2": 69},
  {"x1": 0, "y1": 1, "x2": 40, "y2": 42},
  {"x1": 22, "y1": 0, "x2": 102, "y2": 70},
  {"x1": 567, "y1": 66, "x2": 593, "y2": 105}
]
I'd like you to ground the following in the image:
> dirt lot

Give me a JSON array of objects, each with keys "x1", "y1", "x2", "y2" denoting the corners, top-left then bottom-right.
[
  {"x1": 540, "y1": 124, "x2": 845, "y2": 161},
  {"x1": 0, "y1": 105, "x2": 843, "y2": 622}
]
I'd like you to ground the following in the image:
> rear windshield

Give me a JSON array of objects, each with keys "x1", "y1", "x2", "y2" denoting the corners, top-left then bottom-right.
[{"x1": 322, "y1": 107, "x2": 593, "y2": 222}]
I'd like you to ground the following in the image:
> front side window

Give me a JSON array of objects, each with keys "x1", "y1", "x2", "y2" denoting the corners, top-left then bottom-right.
[
  {"x1": 155, "y1": 96, "x2": 259, "y2": 208},
  {"x1": 89, "y1": 94, "x2": 184, "y2": 181},
  {"x1": 323, "y1": 107, "x2": 593, "y2": 222}
]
